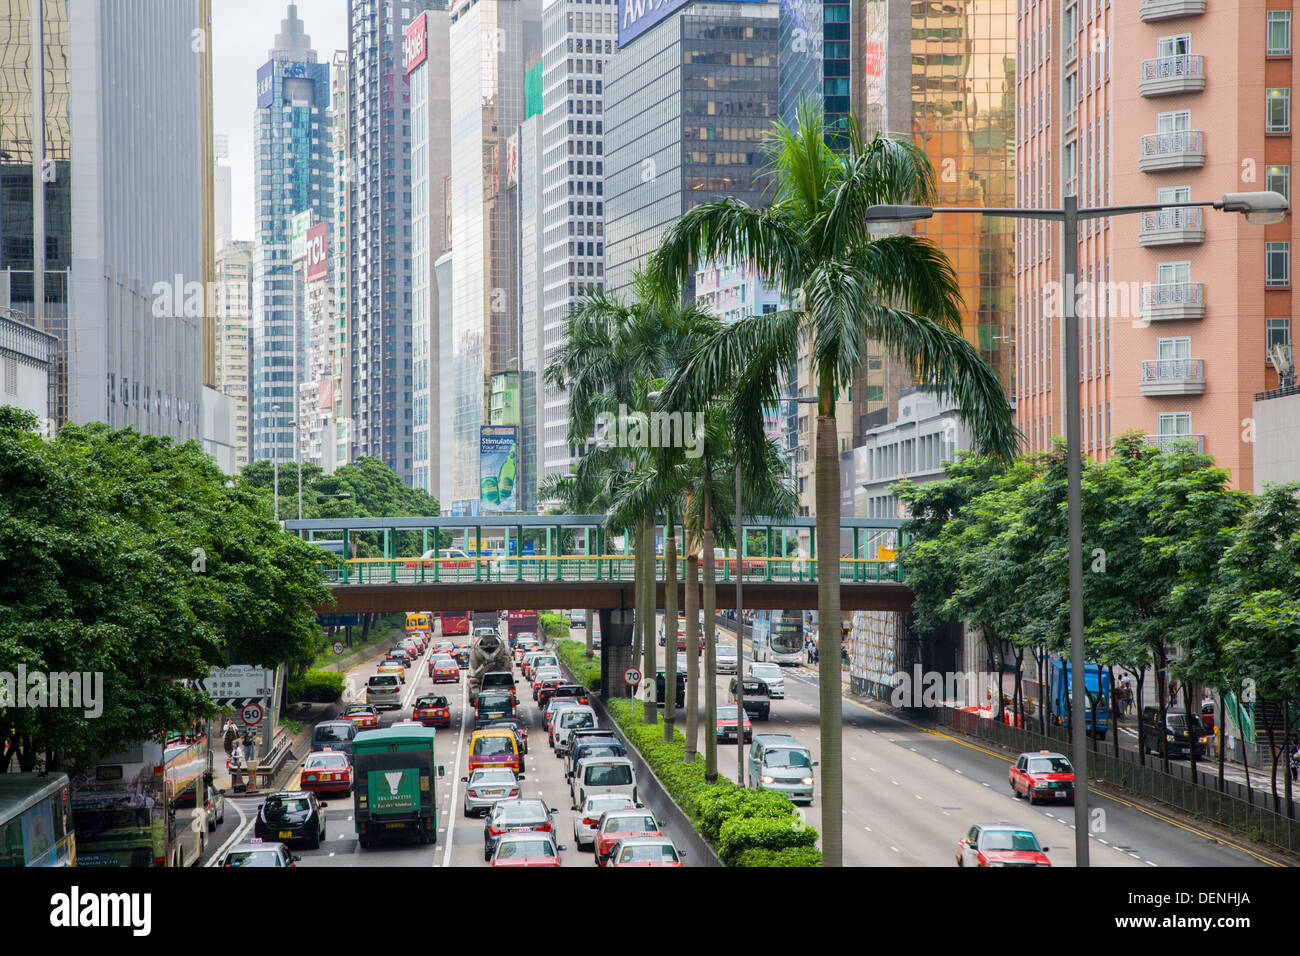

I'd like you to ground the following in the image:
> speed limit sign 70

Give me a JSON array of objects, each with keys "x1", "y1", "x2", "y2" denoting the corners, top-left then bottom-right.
[{"x1": 623, "y1": 666, "x2": 642, "y2": 687}]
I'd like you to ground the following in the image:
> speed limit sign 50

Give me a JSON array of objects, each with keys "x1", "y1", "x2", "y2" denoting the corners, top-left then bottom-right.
[{"x1": 241, "y1": 702, "x2": 264, "y2": 726}]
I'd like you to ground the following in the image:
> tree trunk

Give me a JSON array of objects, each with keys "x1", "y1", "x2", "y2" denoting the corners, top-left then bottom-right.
[
  {"x1": 1217, "y1": 694, "x2": 1226, "y2": 792},
  {"x1": 663, "y1": 508, "x2": 679, "y2": 741},
  {"x1": 585, "y1": 606, "x2": 595, "y2": 660},
  {"x1": 1184, "y1": 684, "x2": 1199, "y2": 783},
  {"x1": 1157, "y1": 650, "x2": 1170, "y2": 775},
  {"x1": 702, "y1": 480, "x2": 718, "y2": 783},
  {"x1": 1108, "y1": 666, "x2": 1120, "y2": 759},
  {"x1": 643, "y1": 519, "x2": 657, "y2": 726},
  {"x1": 815, "y1": 392, "x2": 843, "y2": 868},
  {"x1": 1135, "y1": 671, "x2": 1146, "y2": 768},
  {"x1": 684, "y1": 549, "x2": 701, "y2": 762}
]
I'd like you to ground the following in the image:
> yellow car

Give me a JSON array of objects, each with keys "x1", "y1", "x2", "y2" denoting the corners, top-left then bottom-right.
[{"x1": 376, "y1": 660, "x2": 406, "y2": 684}]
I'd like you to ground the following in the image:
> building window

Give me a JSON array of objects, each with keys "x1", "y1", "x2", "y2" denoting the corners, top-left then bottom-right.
[
  {"x1": 1267, "y1": 164, "x2": 1291, "y2": 200},
  {"x1": 1157, "y1": 412, "x2": 1191, "y2": 437},
  {"x1": 1267, "y1": 88, "x2": 1291, "y2": 132},
  {"x1": 1266, "y1": 241, "x2": 1291, "y2": 286},
  {"x1": 1266, "y1": 317, "x2": 1291, "y2": 359},
  {"x1": 1268, "y1": 10, "x2": 1292, "y2": 55}
]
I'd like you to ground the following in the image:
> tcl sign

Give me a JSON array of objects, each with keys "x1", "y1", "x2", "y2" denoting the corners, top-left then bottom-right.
[
  {"x1": 305, "y1": 222, "x2": 329, "y2": 282},
  {"x1": 405, "y1": 13, "x2": 428, "y2": 73}
]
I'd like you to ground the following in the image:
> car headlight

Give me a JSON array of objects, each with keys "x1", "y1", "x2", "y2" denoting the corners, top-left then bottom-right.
[
  {"x1": 1033, "y1": 781, "x2": 1051, "y2": 789},
  {"x1": 760, "y1": 775, "x2": 774, "y2": 784},
  {"x1": 800, "y1": 777, "x2": 814, "y2": 786},
  {"x1": 1166, "y1": 734, "x2": 1175, "y2": 742},
  {"x1": 985, "y1": 861, "x2": 1004, "y2": 867}
]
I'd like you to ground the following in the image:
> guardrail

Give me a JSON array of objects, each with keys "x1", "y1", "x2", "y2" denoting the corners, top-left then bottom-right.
[{"x1": 319, "y1": 555, "x2": 903, "y2": 586}]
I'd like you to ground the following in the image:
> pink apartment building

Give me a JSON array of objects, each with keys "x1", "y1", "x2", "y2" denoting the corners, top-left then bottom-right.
[{"x1": 1017, "y1": 0, "x2": 1294, "y2": 490}]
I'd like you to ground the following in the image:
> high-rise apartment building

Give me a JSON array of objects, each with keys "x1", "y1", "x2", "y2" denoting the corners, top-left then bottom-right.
[
  {"x1": 348, "y1": 0, "x2": 440, "y2": 485},
  {"x1": 518, "y1": 61, "x2": 544, "y2": 512},
  {"x1": 215, "y1": 241, "x2": 254, "y2": 469},
  {"x1": 605, "y1": 0, "x2": 779, "y2": 294},
  {"x1": 330, "y1": 49, "x2": 352, "y2": 470},
  {"x1": 1016, "y1": 2, "x2": 1290, "y2": 491},
  {"x1": 446, "y1": 0, "x2": 542, "y2": 509},
  {"x1": 407, "y1": 9, "x2": 452, "y2": 498},
  {"x1": 0, "y1": 0, "x2": 209, "y2": 438},
  {"x1": 251, "y1": 4, "x2": 333, "y2": 465}
]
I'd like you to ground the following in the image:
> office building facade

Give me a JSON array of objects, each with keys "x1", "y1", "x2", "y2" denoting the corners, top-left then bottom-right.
[
  {"x1": 215, "y1": 241, "x2": 253, "y2": 469},
  {"x1": 330, "y1": 49, "x2": 352, "y2": 470}
]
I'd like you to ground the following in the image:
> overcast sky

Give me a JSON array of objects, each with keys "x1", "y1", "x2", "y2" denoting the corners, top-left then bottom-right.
[{"x1": 213, "y1": 0, "x2": 348, "y2": 242}]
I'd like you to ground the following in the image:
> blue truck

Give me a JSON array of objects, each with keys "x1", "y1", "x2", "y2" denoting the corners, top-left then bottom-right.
[{"x1": 1049, "y1": 659, "x2": 1111, "y2": 739}]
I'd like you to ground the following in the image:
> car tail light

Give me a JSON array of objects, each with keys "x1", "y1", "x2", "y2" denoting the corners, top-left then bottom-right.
[
  {"x1": 583, "y1": 817, "x2": 597, "y2": 826},
  {"x1": 489, "y1": 825, "x2": 503, "y2": 835},
  {"x1": 509, "y1": 788, "x2": 519, "y2": 797},
  {"x1": 468, "y1": 789, "x2": 481, "y2": 798},
  {"x1": 539, "y1": 821, "x2": 552, "y2": 832}
]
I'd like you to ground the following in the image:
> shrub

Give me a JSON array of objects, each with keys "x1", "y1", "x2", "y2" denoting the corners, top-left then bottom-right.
[
  {"x1": 556, "y1": 640, "x2": 601, "y2": 690},
  {"x1": 538, "y1": 612, "x2": 569, "y2": 641},
  {"x1": 717, "y1": 815, "x2": 819, "y2": 864},
  {"x1": 733, "y1": 846, "x2": 823, "y2": 867},
  {"x1": 288, "y1": 669, "x2": 344, "y2": 703}
]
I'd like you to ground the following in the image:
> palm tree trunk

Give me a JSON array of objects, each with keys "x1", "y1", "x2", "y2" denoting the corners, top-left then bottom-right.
[
  {"x1": 663, "y1": 506, "x2": 679, "y2": 741},
  {"x1": 684, "y1": 548, "x2": 700, "y2": 762},
  {"x1": 643, "y1": 519, "x2": 657, "y2": 725},
  {"x1": 585, "y1": 606, "x2": 595, "y2": 660},
  {"x1": 632, "y1": 527, "x2": 644, "y2": 669},
  {"x1": 815, "y1": 385, "x2": 843, "y2": 868},
  {"x1": 702, "y1": 479, "x2": 718, "y2": 783}
]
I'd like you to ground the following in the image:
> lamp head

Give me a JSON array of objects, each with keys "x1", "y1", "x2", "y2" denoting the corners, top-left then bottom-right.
[{"x1": 1220, "y1": 191, "x2": 1289, "y2": 225}]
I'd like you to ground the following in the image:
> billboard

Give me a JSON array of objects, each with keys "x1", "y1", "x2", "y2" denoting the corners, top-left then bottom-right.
[
  {"x1": 506, "y1": 132, "x2": 519, "y2": 187},
  {"x1": 618, "y1": 0, "x2": 689, "y2": 46},
  {"x1": 256, "y1": 61, "x2": 274, "y2": 109},
  {"x1": 291, "y1": 211, "x2": 311, "y2": 261},
  {"x1": 479, "y1": 426, "x2": 518, "y2": 513},
  {"x1": 405, "y1": 12, "x2": 429, "y2": 74},
  {"x1": 305, "y1": 221, "x2": 329, "y2": 282}
]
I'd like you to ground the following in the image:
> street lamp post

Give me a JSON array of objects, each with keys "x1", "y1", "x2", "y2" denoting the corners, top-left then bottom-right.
[
  {"x1": 272, "y1": 405, "x2": 282, "y2": 521},
  {"x1": 865, "y1": 191, "x2": 1287, "y2": 868}
]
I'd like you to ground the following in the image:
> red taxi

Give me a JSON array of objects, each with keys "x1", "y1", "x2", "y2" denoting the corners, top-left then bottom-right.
[
  {"x1": 956, "y1": 823, "x2": 1052, "y2": 867},
  {"x1": 300, "y1": 749, "x2": 352, "y2": 796},
  {"x1": 490, "y1": 832, "x2": 564, "y2": 867},
  {"x1": 413, "y1": 694, "x2": 452, "y2": 728},
  {"x1": 340, "y1": 703, "x2": 380, "y2": 730},
  {"x1": 429, "y1": 656, "x2": 460, "y2": 683},
  {"x1": 595, "y1": 810, "x2": 664, "y2": 865},
  {"x1": 605, "y1": 837, "x2": 685, "y2": 868},
  {"x1": 1009, "y1": 750, "x2": 1075, "y2": 805},
  {"x1": 714, "y1": 705, "x2": 752, "y2": 744}
]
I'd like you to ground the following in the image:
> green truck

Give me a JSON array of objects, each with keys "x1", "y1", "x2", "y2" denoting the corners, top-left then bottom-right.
[{"x1": 352, "y1": 726, "x2": 445, "y2": 848}]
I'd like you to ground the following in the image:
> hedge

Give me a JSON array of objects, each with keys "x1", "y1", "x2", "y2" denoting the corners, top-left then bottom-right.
[
  {"x1": 600, "y1": 693, "x2": 821, "y2": 867},
  {"x1": 556, "y1": 639, "x2": 601, "y2": 690},
  {"x1": 538, "y1": 612, "x2": 570, "y2": 642},
  {"x1": 288, "y1": 668, "x2": 345, "y2": 703}
]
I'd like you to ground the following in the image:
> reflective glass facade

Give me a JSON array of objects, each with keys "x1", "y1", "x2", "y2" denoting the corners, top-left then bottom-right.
[{"x1": 777, "y1": 0, "x2": 821, "y2": 128}]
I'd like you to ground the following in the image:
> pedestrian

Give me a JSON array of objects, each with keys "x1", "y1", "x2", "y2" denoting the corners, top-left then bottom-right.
[
  {"x1": 243, "y1": 728, "x2": 257, "y2": 763},
  {"x1": 1290, "y1": 743, "x2": 1300, "y2": 784},
  {"x1": 229, "y1": 739, "x2": 243, "y2": 770},
  {"x1": 222, "y1": 719, "x2": 237, "y2": 759}
]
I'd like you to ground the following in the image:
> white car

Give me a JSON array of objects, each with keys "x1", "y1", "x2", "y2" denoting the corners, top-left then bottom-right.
[
  {"x1": 716, "y1": 644, "x2": 739, "y2": 675},
  {"x1": 553, "y1": 706, "x2": 598, "y2": 755},
  {"x1": 748, "y1": 662, "x2": 785, "y2": 699},
  {"x1": 572, "y1": 756, "x2": 637, "y2": 808},
  {"x1": 572, "y1": 794, "x2": 638, "y2": 850},
  {"x1": 365, "y1": 673, "x2": 402, "y2": 709}
]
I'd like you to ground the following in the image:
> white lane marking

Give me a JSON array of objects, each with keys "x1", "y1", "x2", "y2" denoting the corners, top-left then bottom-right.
[
  {"x1": 440, "y1": 674, "x2": 470, "y2": 868},
  {"x1": 914, "y1": 794, "x2": 923, "y2": 800},
  {"x1": 1146, "y1": 860, "x2": 1158, "y2": 866},
  {"x1": 889, "y1": 846, "x2": 899, "y2": 853},
  {"x1": 204, "y1": 800, "x2": 252, "y2": 867},
  {"x1": 954, "y1": 769, "x2": 963, "y2": 774},
  {"x1": 890, "y1": 780, "x2": 899, "y2": 786},
  {"x1": 329, "y1": 851, "x2": 335, "y2": 857}
]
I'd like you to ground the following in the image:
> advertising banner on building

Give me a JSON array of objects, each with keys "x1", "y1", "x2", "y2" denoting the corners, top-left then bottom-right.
[
  {"x1": 405, "y1": 12, "x2": 429, "y2": 73},
  {"x1": 256, "y1": 61, "x2": 274, "y2": 109},
  {"x1": 291, "y1": 211, "x2": 311, "y2": 262},
  {"x1": 479, "y1": 426, "x2": 518, "y2": 513},
  {"x1": 305, "y1": 221, "x2": 329, "y2": 282},
  {"x1": 506, "y1": 133, "x2": 519, "y2": 187}
]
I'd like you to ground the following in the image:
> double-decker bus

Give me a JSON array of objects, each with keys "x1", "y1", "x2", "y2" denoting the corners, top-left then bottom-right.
[
  {"x1": 0, "y1": 773, "x2": 76, "y2": 867},
  {"x1": 751, "y1": 610, "x2": 806, "y2": 665},
  {"x1": 69, "y1": 730, "x2": 208, "y2": 868},
  {"x1": 440, "y1": 611, "x2": 470, "y2": 637}
]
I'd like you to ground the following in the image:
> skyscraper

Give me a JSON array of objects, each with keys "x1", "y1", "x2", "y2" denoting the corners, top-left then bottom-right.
[
  {"x1": 407, "y1": 9, "x2": 452, "y2": 498},
  {"x1": 446, "y1": 0, "x2": 542, "y2": 509},
  {"x1": 518, "y1": 60, "x2": 544, "y2": 512},
  {"x1": 348, "y1": 0, "x2": 441, "y2": 485},
  {"x1": 251, "y1": 4, "x2": 333, "y2": 465},
  {"x1": 330, "y1": 49, "x2": 352, "y2": 470},
  {"x1": 215, "y1": 241, "x2": 253, "y2": 469}
]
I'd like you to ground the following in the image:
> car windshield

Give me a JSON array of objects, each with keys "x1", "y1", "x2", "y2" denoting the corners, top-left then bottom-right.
[
  {"x1": 981, "y1": 830, "x2": 1042, "y2": 852},
  {"x1": 1027, "y1": 757, "x2": 1072, "y2": 774},
  {"x1": 717, "y1": 646, "x2": 736, "y2": 657},
  {"x1": 1166, "y1": 714, "x2": 1188, "y2": 730},
  {"x1": 433, "y1": 657, "x2": 455, "y2": 667},
  {"x1": 534, "y1": 657, "x2": 557, "y2": 667},
  {"x1": 586, "y1": 765, "x2": 632, "y2": 786},
  {"x1": 306, "y1": 754, "x2": 348, "y2": 769},
  {"x1": 497, "y1": 838, "x2": 554, "y2": 858},
  {"x1": 764, "y1": 750, "x2": 811, "y2": 769},
  {"x1": 473, "y1": 736, "x2": 515, "y2": 756},
  {"x1": 605, "y1": 815, "x2": 656, "y2": 833},
  {"x1": 344, "y1": 706, "x2": 374, "y2": 717},
  {"x1": 620, "y1": 844, "x2": 678, "y2": 863},
  {"x1": 577, "y1": 746, "x2": 621, "y2": 762},
  {"x1": 314, "y1": 724, "x2": 350, "y2": 741},
  {"x1": 416, "y1": 697, "x2": 447, "y2": 708},
  {"x1": 547, "y1": 700, "x2": 578, "y2": 715},
  {"x1": 370, "y1": 675, "x2": 398, "y2": 686},
  {"x1": 478, "y1": 695, "x2": 513, "y2": 710},
  {"x1": 472, "y1": 770, "x2": 517, "y2": 785},
  {"x1": 752, "y1": 665, "x2": 780, "y2": 677},
  {"x1": 588, "y1": 796, "x2": 634, "y2": 813},
  {"x1": 717, "y1": 706, "x2": 738, "y2": 719},
  {"x1": 264, "y1": 796, "x2": 310, "y2": 816},
  {"x1": 497, "y1": 801, "x2": 546, "y2": 822},
  {"x1": 225, "y1": 849, "x2": 282, "y2": 867},
  {"x1": 560, "y1": 711, "x2": 594, "y2": 728}
]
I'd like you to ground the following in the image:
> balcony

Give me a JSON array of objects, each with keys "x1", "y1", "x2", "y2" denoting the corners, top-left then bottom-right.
[
  {"x1": 1138, "y1": 207, "x2": 1205, "y2": 246},
  {"x1": 1064, "y1": 106, "x2": 1078, "y2": 134},
  {"x1": 1140, "y1": 281, "x2": 1205, "y2": 321},
  {"x1": 1140, "y1": 0, "x2": 1207, "y2": 21},
  {"x1": 1139, "y1": 54, "x2": 1206, "y2": 96},
  {"x1": 1139, "y1": 130, "x2": 1205, "y2": 172},
  {"x1": 1143, "y1": 433, "x2": 1205, "y2": 453},
  {"x1": 1064, "y1": 37, "x2": 1078, "y2": 65},
  {"x1": 1140, "y1": 358, "x2": 1206, "y2": 396}
]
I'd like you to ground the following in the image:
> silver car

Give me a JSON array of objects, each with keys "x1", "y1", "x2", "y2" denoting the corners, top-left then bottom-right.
[
  {"x1": 461, "y1": 767, "x2": 524, "y2": 817},
  {"x1": 716, "y1": 644, "x2": 739, "y2": 675},
  {"x1": 748, "y1": 662, "x2": 785, "y2": 698},
  {"x1": 572, "y1": 794, "x2": 638, "y2": 850}
]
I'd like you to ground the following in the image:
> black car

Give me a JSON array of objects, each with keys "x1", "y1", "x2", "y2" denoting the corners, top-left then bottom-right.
[
  {"x1": 475, "y1": 691, "x2": 518, "y2": 727},
  {"x1": 483, "y1": 798, "x2": 556, "y2": 861},
  {"x1": 653, "y1": 670, "x2": 687, "y2": 708},
  {"x1": 310, "y1": 720, "x2": 357, "y2": 756},
  {"x1": 539, "y1": 682, "x2": 589, "y2": 710},
  {"x1": 482, "y1": 717, "x2": 529, "y2": 754},
  {"x1": 452, "y1": 647, "x2": 471, "y2": 668},
  {"x1": 253, "y1": 791, "x2": 326, "y2": 850},
  {"x1": 385, "y1": 648, "x2": 412, "y2": 668}
]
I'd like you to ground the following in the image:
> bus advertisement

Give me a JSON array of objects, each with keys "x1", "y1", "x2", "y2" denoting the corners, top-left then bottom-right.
[
  {"x1": 69, "y1": 731, "x2": 208, "y2": 868},
  {"x1": 440, "y1": 611, "x2": 470, "y2": 637},
  {"x1": 751, "y1": 610, "x2": 805, "y2": 665},
  {"x1": 0, "y1": 773, "x2": 76, "y2": 867}
]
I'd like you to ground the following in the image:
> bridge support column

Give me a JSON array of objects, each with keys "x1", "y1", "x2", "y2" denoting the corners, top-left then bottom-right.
[{"x1": 598, "y1": 608, "x2": 635, "y2": 699}]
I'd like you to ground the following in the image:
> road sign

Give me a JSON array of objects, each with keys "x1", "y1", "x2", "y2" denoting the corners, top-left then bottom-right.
[
  {"x1": 333, "y1": 641, "x2": 345, "y2": 655},
  {"x1": 318, "y1": 614, "x2": 360, "y2": 627},
  {"x1": 623, "y1": 666, "x2": 642, "y2": 687},
  {"x1": 241, "y1": 702, "x2": 264, "y2": 726},
  {"x1": 194, "y1": 666, "x2": 274, "y2": 709}
]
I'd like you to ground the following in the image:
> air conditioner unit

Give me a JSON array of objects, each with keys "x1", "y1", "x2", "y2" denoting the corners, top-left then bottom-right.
[{"x1": 1271, "y1": 343, "x2": 1294, "y2": 377}]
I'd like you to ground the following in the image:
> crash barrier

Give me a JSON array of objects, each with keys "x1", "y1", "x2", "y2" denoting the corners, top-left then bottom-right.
[{"x1": 920, "y1": 704, "x2": 1300, "y2": 855}]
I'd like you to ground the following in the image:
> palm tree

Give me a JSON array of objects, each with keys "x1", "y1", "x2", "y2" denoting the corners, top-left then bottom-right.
[
  {"x1": 538, "y1": 471, "x2": 605, "y2": 660},
  {"x1": 654, "y1": 102, "x2": 1017, "y2": 866}
]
